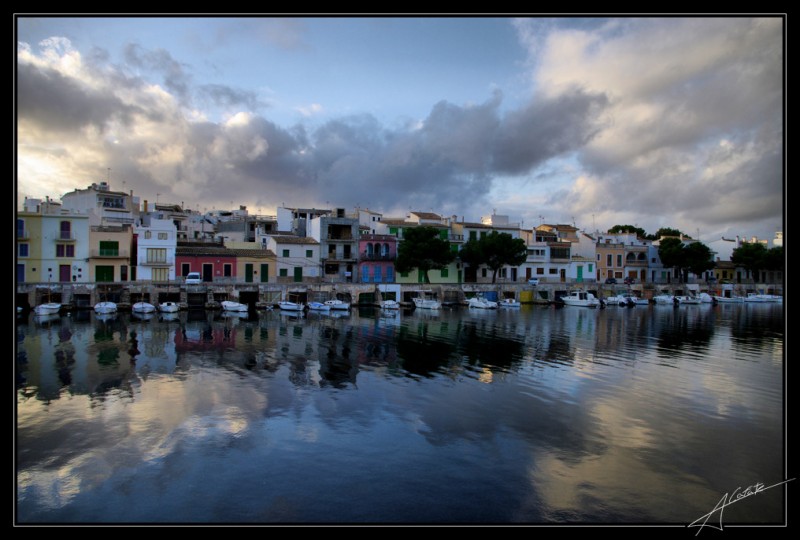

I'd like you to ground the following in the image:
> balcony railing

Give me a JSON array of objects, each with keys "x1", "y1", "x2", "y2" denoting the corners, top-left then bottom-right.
[
  {"x1": 361, "y1": 252, "x2": 395, "y2": 261},
  {"x1": 90, "y1": 249, "x2": 130, "y2": 258},
  {"x1": 55, "y1": 232, "x2": 76, "y2": 241},
  {"x1": 140, "y1": 258, "x2": 175, "y2": 266}
]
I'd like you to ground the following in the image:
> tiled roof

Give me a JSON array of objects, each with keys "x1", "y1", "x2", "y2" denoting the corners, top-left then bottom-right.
[
  {"x1": 176, "y1": 246, "x2": 276, "y2": 257},
  {"x1": 269, "y1": 235, "x2": 320, "y2": 245},
  {"x1": 410, "y1": 211, "x2": 442, "y2": 220}
]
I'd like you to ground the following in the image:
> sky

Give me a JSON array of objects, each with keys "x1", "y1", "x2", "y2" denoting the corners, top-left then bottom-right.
[{"x1": 15, "y1": 16, "x2": 785, "y2": 258}]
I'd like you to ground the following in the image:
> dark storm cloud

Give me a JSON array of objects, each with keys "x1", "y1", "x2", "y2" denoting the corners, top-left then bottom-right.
[
  {"x1": 17, "y1": 61, "x2": 142, "y2": 133},
  {"x1": 124, "y1": 43, "x2": 193, "y2": 104}
]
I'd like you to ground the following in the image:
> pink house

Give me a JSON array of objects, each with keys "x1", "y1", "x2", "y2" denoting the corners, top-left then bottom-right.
[
  {"x1": 358, "y1": 234, "x2": 397, "y2": 283},
  {"x1": 175, "y1": 246, "x2": 237, "y2": 282}
]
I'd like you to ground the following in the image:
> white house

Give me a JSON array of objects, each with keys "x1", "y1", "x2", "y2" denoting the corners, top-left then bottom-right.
[{"x1": 136, "y1": 218, "x2": 177, "y2": 282}]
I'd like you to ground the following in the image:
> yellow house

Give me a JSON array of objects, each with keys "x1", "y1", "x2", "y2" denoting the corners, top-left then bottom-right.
[{"x1": 89, "y1": 224, "x2": 133, "y2": 282}]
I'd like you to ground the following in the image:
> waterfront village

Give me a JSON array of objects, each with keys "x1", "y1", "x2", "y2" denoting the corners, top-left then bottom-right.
[{"x1": 16, "y1": 181, "x2": 784, "y2": 311}]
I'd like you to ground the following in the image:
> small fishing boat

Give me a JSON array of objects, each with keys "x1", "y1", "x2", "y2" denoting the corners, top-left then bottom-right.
[
  {"x1": 412, "y1": 291, "x2": 441, "y2": 310},
  {"x1": 307, "y1": 302, "x2": 331, "y2": 312},
  {"x1": 324, "y1": 299, "x2": 351, "y2": 310},
  {"x1": 468, "y1": 295, "x2": 498, "y2": 309},
  {"x1": 159, "y1": 301, "x2": 180, "y2": 313},
  {"x1": 221, "y1": 300, "x2": 248, "y2": 312},
  {"x1": 498, "y1": 298, "x2": 521, "y2": 308},
  {"x1": 560, "y1": 291, "x2": 600, "y2": 308},
  {"x1": 132, "y1": 302, "x2": 156, "y2": 313},
  {"x1": 94, "y1": 301, "x2": 118, "y2": 314}
]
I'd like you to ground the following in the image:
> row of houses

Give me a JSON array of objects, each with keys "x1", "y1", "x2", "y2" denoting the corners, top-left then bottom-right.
[{"x1": 16, "y1": 181, "x2": 779, "y2": 287}]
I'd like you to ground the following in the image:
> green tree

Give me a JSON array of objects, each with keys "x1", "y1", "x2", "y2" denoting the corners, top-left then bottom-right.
[
  {"x1": 763, "y1": 246, "x2": 784, "y2": 272},
  {"x1": 458, "y1": 231, "x2": 528, "y2": 283},
  {"x1": 394, "y1": 226, "x2": 455, "y2": 283},
  {"x1": 731, "y1": 242, "x2": 768, "y2": 279},
  {"x1": 658, "y1": 237, "x2": 686, "y2": 282},
  {"x1": 654, "y1": 227, "x2": 688, "y2": 239},
  {"x1": 608, "y1": 224, "x2": 647, "y2": 238},
  {"x1": 684, "y1": 242, "x2": 715, "y2": 278}
]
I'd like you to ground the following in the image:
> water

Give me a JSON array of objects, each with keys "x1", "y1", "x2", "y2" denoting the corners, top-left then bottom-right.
[{"x1": 15, "y1": 303, "x2": 786, "y2": 525}]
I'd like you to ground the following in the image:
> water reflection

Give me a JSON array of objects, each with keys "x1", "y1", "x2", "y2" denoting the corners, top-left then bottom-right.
[{"x1": 15, "y1": 303, "x2": 784, "y2": 524}]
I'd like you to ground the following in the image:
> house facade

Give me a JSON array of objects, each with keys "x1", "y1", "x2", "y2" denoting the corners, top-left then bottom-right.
[
  {"x1": 358, "y1": 234, "x2": 397, "y2": 283},
  {"x1": 89, "y1": 225, "x2": 134, "y2": 282},
  {"x1": 308, "y1": 209, "x2": 359, "y2": 283},
  {"x1": 17, "y1": 198, "x2": 90, "y2": 284},
  {"x1": 175, "y1": 245, "x2": 237, "y2": 283},
  {"x1": 136, "y1": 218, "x2": 177, "y2": 282},
  {"x1": 266, "y1": 236, "x2": 321, "y2": 283}
]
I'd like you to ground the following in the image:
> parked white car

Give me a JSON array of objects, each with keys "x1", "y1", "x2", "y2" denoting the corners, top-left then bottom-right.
[
  {"x1": 185, "y1": 272, "x2": 202, "y2": 284},
  {"x1": 527, "y1": 277, "x2": 540, "y2": 285}
]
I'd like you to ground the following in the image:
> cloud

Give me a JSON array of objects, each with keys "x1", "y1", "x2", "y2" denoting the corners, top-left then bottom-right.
[{"x1": 17, "y1": 18, "x2": 783, "y2": 245}]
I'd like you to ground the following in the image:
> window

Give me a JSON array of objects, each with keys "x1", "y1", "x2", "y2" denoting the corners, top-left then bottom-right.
[
  {"x1": 224, "y1": 264, "x2": 232, "y2": 277},
  {"x1": 66, "y1": 245, "x2": 74, "y2": 257},
  {"x1": 469, "y1": 231, "x2": 477, "y2": 241},
  {"x1": 362, "y1": 265, "x2": 370, "y2": 283},
  {"x1": 498, "y1": 268, "x2": 506, "y2": 278},
  {"x1": 283, "y1": 249, "x2": 290, "y2": 257},
  {"x1": 597, "y1": 254, "x2": 601, "y2": 261},
  {"x1": 617, "y1": 254, "x2": 623, "y2": 267},
  {"x1": 439, "y1": 268, "x2": 448, "y2": 278},
  {"x1": 146, "y1": 248, "x2": 167, "y2": 263},
  {"x1": 120, "y1": 265, "x2": 128, "y2": 281},
  {"x1": 536, "y1": 268, "x2": 544, "y2": 275},
  {"x1": 279, "y1": 269, "x2": 288, "y2": 277},
  {"x1": 374, "y1": 266, "x2": 382, "y2": 282},
  {"x1": 386, "y1": 266, "x2": 394, "y2": 282},
  {"x1": 152, "y1": 267, "x2": 169, "y2": 281},
  {"x1": 607, "y1": 254, "x2": 612, "y2": 266},
  {"x1": 588, "y1": 264, "x2": 593, "y2": 273},
  {"x1": 145, "y1": 230, "x2": 152, "y2": 239},
  {"x1": 158, "y1": 232, "x2": 168, "y2": 240},
  {"x1": 56, "y1": 244, "x2": 65, "y2": 257},
  {"x1": 389, "y1": 227, "x2": 398, "y2": 236},
  {"x1": 99, "y1": 241, "x2": 119, "y2": 256},
  {"x1": 549, "y1": 268, "x2": 558, "y2": 274},
  {"x1": 481, "y1": 268, "x2": 487, "y2": 278},
  {"x1": 59, "y1": 221, "x2": 71, "y2": 240},
  {"x1": 17, "y1": 219, "x2": 25, "y2": 238},
  {"x1": 19, "y1": 243, "x2": 28, "y2": 257},
  {"x1": 400, "y1": 271, "x2": 409, "y2": 278},
  {"x1": 306, "y1": 249, "x2": 313, "y2": 258},
  {"x1": 182, "y1": 263, "x2": 191, "y2": 277},
  {"x1": 480, "y1": 231, "x2": 487, "y2": 239}
]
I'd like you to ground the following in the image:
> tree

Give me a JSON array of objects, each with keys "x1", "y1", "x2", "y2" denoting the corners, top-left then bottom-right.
[
  {"x1": 608, "y1": 224, "x2": 647, "y2": 238},
  {"x1": 684, "y1": 242, "x2": 715, "y2": 278},
  {"x1": 654, "y1": 227, "x2": 688, "y2": 239},
  {"x1": 458, "y1": 231, "x2": 528, "y2": 283},
  {"x1": 394, "y1": 227, "x2": 455, "y2": 284},
  {"x1": 763, "y1": 246, "x2": 784, "y2": 272},
  {"x1": 658, "y1": 237, "x2": 685, "y2": 281},
  {"x1": 731, "y1": 242, "x2": 768, "y2": 279}
]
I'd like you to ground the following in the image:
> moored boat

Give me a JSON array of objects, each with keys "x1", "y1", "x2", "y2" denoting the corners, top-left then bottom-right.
[
  {"x1": 652, "y1": 293, "x2": 675, "y2": 305},
  {"x1": 324, "y1": 299, "x2": 351, "y2": 310},
  {"x1": 159, "y1": 301, "x2": 180, "y2": 313},
  {"x1": 412, "y1": 292, "x2": 441, "y2": 310},
  {"x1": 561, "y1": 290, "x2": 600, "y2": 308},
  {"x1": 467, "y1": 295, "x2": 498, "y2": 309},
  {"x1": 34, "y1": 302, "x2": 61, "y2": 316},
  {"x1": 279, "y1": 301, "x2": 305, "y2": 312},
  {"x1": 94, "y1": 301, "x2": 118, "y2": 314},
  {"x1": 307, "y1": 302, "x2": 331, "y2": 312},
  {"x1": 498, "y1": 298, "x2": 521, "y2": 308},
  {"x1": 380, "y1": 299, "x2": 400, "y2": 310},
  {"x1": 221, "y1": 300, "x2": 248, "y2": 312},
  {"x1": 132, "y1": 302, "x2": 156, "y2": 313}
]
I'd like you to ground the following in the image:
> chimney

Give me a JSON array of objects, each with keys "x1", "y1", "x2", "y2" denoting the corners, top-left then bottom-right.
[{"x1": 144, "y1": 200, "x2": 148, "y2": 213}]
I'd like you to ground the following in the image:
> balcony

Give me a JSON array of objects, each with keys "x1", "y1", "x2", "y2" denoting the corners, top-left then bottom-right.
[
  {"x1": 140, "y1": 258, "x2": 175, "y2": 266},
  {"x1": 90, "y1": 249, "x2": 130, "y2": 258},
  {"x1": 361, "y1": 252, "x2": 395, "y2": 261},
  {"x1": 326, "y1": 234, "x2": 354, "y2": 242},
  {"x1": 54, "y1": 232, "x2": 76, "y2": 242},
  {"x1": 17, "y1": 229, "x2": 28, "y2": 240}
]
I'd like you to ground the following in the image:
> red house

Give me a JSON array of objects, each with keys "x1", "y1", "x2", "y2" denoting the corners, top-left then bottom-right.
[{"x1": 175, "y1": 245, "x2": 237, "y2": 282}]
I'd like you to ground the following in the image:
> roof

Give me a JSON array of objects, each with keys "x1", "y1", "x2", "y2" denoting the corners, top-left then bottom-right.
[
  {"x1": 410, "y1": 211, "x2": 442, "y2": 220},
  {"x1": 176, "y1": 246, "x2": 275, "y2": 258},
  {"x1": 269, "y1": 235, "x2": 320, "y2": 245}
]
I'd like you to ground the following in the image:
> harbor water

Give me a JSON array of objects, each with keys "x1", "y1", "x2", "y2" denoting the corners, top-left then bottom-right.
[{"x1": 15, "y1": 302, "x2": 786, "y2": 525}]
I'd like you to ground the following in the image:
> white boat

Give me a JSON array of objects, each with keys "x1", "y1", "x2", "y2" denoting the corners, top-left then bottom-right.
[
  {"x1": 561, "y1": 291, "x2": 600, "y2": 308},
  {"x1": 94, "y1": 301, "x2": 118, "y2": 314},
  {"x1": 697, "y1": 293, "x2": 715, "y2": 303},
  {"x1": 132, "y1": 302, "x2": 156, "y2": 313},
  {"x1": 307, "y1": 302, "x2": 331, "y2": 312},
  {"x1": 159, "y1": 301, "x2": 180, "y2": 313},
  {"x1": 744, "y1": 293, "x2": 770, "y2": 303},
  {"x1": 713, "y1": 295, "x2": 744, "y2": 303},
  {"x1": 412, "y1": 292, "x2": 441, "y2": 310},
  {"x1": 279, "y1": 301, "x2": 305, "y2": 311},
  {"x1": 221, "y1": 300, "x2": 248, "y2": 312},
  {"x1": 34, "y1": 302, "x2": 61, "y2": 315},
  {"x1": 380, "y1": 299, "x2": 400, "y2": 310},
  {"x1": 652, "y1": 294, "x2": 676, "y2": 305},
  {"x1": 605, "y1": 293, "x2": 635, "y2": 307},
  {"x1": 498, "y1": 298, "x2": 521, "y2": 308},
  {"x1": 754, "y1": 294, "x2": 783, "y2": 303},
  {"x1": 675, "y1": 295, "x2": 701, "y2": 305},
  {"x1": 324, "y1": 299, "x2": 351, "y2": 310},
  {"x1": 468, "y1": 295, "x2": 498, "y2": 309}
]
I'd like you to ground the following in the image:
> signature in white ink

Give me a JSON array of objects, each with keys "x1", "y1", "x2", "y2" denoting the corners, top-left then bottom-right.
[{"x1": 688, "y1": 478, "x2": 794, "y2": 535}]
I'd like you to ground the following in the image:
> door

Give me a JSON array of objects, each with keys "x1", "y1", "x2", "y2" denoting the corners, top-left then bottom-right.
[
  {"x1": 60, "y1": 265, "x2": 71, "y2": 282},
  {"x1": 202, "y1": 263, "x2": 213, "y2": 282},
  {"x1": 293, "y1": 267, "x2": 302, "y2": 283},
  {"x1": 245, "y1": 264, "x2": 253, "y2": 283},
  {"x1": 96, "y1": 266, "x2": 114, "y2": 282},
  {"x1": 576, "y1": 266, "x2": 583, "y2": 283},
  {"x1": 17, "y1": 263, "x2": 24, "y2": 283},
  {"x1": 260, "y1": 264, "x2": 269, "y2": 283}
]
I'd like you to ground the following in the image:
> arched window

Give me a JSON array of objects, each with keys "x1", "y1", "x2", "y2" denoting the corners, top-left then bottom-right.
[
  {"x1": 382, "y1": 243, "x2": 389, "y2": 257},
  {"x1": 366, "y1": 243, "x2": 374, "y2": 257},
  {"x1": 626, "y1": 252, "x2": 636, "y2": 262}
]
